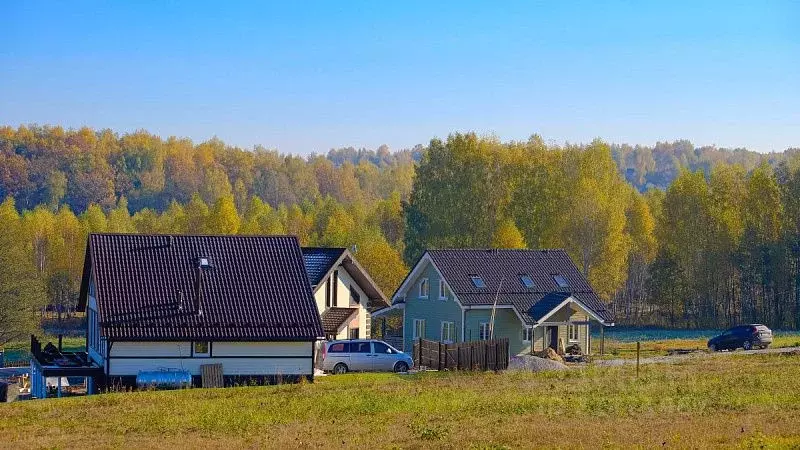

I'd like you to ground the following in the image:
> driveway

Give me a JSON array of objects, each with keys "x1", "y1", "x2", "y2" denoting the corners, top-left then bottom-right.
[{"x1": 595, "y1": 345, "x2": 800, "y2": 367}]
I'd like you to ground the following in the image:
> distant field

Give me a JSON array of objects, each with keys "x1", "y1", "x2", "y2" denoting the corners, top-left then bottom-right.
[
  {"x1": 2, "y1": 352, "x2": 800, "y2": 448},
  {"x1": 1, "y1": 336, "x2": 85, "y2": 367},
  {"x1": 591, "y1": 328, "x2": 800, "y2": 359}
]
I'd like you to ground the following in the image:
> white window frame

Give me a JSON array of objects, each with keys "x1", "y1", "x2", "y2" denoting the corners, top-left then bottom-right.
[
  {"x1": 479, "y1": 322, "x2": 490, "y2": 341},
  {"x1": 419, "y1": 278, "x2": 429, "y2": 299},
  {"x1": 522, "y1": 327, "x2": 532, "y2": 342},
  {"x1": 568, "y1": 324, "x2": 579, "y2": 343},
  {"x1": 441, "y1": 321, "x2": 455, "y2": 343},
  {"x1": 413, "y1": 319, "x2": 426, "y2": 340},
  {"x1": 193, "y1": 341, "x2": 211, "y2": 357},
  {"x1": 439, "y1": 280, "x2": 448, "y2": 300}
]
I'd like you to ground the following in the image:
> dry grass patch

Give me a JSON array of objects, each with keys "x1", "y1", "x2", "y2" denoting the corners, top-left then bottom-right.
[{"x1": 2, "y1": 354, "x2": 800, "y2": 448}]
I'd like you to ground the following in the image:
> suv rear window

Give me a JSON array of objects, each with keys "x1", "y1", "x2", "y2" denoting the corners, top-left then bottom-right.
[{"x1": 328, "y1": 342, "x2": 350, "y2": 353}]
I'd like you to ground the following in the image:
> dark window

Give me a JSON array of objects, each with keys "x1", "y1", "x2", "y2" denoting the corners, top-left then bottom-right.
[
  {"x1": 351, "y1": 341, "x2": 371, "y2": 353},
  {"x1": 328, "y1": 342, "x2": 351, "y2": 353},
  {"x1": 349, "y1": 328, "x2": 359, "y2": 339},
  {"x1": 333, "y1": 270, "x2": 339, "y2": 307},
  {"x1": 350, "y1": 286, "x2": 361, "y2": 304},
  {"x1": 553, "y1": 274, "x2": 569, "y2": 288},
  {"x1": 470, "y1": 275, "x2": 486, "y2": 288},
  {"x1": 325, "y1": 277, "x2": 332, "y2": 308},
  {"x1": 373, "y1": 342, "x2": 392, "y2": 354},
  {"x1": 520, "y1": 275, "x2": 535, "y2": 289}
]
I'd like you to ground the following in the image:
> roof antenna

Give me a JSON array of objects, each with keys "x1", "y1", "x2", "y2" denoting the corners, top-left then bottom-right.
[
  {"x1": 489, "y1": 277, "x2": 505, "y2": 339},
  {"x1": 194, "y1": 258, "x2": 209, "y2": 317}
]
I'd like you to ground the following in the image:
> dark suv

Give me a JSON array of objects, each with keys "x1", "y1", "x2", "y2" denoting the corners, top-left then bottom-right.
[{"x1": 708, "y1": 324, "x2": 773, "y2": 351}]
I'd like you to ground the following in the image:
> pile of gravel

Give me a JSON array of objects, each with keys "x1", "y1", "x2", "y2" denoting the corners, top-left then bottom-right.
[{"x1": 508, "y1": 355, "x2": 569, "y2": 372}]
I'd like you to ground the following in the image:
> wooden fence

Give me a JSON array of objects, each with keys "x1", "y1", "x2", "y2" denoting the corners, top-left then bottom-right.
[{"x1": 413, "y1": 338, "x2": 509, "y2": 371}]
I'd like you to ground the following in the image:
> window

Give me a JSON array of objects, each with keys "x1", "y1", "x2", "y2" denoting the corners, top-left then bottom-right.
[
  {"x1": 553, "y1": 274, "x2": 569, "y2": 288},
  {"x1": 519, "y1": 275, "x2": 535, "y2": 289},
  {"x1": 568, "y1": 324, "x2": 579, "y2": 342},
  {"x1": 439, "y1": 281, "x2": 449, "y2": 300},
  {"x1": 479, "y1": 322, "x2": 491, "y2": 340},
  {"x1": 194, "y1": 341, "x2": 211, "y2": 357},
  {"x1": 470, "y1": 275, "x2": 486, "y2": 288},
  {"x1": 419, "y1": 278, "x2": 429, "y2": 298},
  {"x1": 350, "y1": 285, "x2": 361, "y2": 304},
  {"x1": 332, "y1": 270, "x2": 339, "y2": 306},
  {"x1": 352, "y1": 341, "x2": 371, "y2": 353},
  {"x1": 349, "y1": 328, "x2": 360, "y2": 339},
  {"x1": 413, "y1": 319, "x2": 426, "y2": 339},
  {"x1": 198, "y1": 257, "x2": 211, "y2": 268},
  {"x1": 522, "y1": 327, "x2": 532, "y2": 342},
  {"x1": 325, "y1": 277, "x2": 332, "y2": 308},
  {"x1": 441, "y1": 321, "x2": 455, "y2": 343},
  {"x1": 328, "y1": 342, "x2": 351, "y2": 353},
  {"x1": 373, "y1": 341, "x2": 393, "y2": 354}
]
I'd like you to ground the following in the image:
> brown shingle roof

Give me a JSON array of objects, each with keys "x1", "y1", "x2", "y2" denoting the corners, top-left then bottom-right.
[
  {"x1": 78, "y1": 234, "x2": 324, "y2": 341},
  {"x1": 320, "y1": 307, "x2": 358, "y2": 334}
]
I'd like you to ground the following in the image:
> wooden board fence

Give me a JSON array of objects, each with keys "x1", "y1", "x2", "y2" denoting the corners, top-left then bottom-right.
[
  {"x1": 200, "y1": 363, "x2": 224, "y2": 388},
  {"x1": 413, "y1": 338, "x2": 509, "y2": 371}
]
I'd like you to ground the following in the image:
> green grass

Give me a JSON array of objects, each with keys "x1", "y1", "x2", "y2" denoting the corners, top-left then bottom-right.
[
  {"x1": 3, "y1": 352, "x2": 800, "y2": 448},
  {"x1": 593, "y1": 332, "x2": 800, "y2": 360},
  {"x1": 2, "y1": 335, "x2": 85, "y2": 365}
]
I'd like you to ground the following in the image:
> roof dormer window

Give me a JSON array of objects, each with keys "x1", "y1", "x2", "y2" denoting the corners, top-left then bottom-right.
[
  {"x1": 470, "y1": 275, "x2": 486, "y2": 288},
  {"x1": 520, "y1": 274, "x2": 535, "y2": 289}
]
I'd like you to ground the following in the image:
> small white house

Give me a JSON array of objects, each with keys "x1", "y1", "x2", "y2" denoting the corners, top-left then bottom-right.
[
  {"x1": 302, "y1": 247, "x2": 389, "y2": 341},
  {"x1": 78, "y1": 233, "x2": 324, "y2": 388}
]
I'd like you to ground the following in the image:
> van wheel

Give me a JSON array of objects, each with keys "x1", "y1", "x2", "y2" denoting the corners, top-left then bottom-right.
[
  {"x1": 394, "y1": 361, "x2": 409, "y2": 373},
  {"x1": 333, "y1": 363, "x2": 348, "y2": 375}
]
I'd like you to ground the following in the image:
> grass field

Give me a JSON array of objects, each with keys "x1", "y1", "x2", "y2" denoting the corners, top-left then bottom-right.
[
  {"x1": 592, "y1": 329, "x2": 800, "y2": 360},
  {"x1": 2, "y1": 352, "x2": 800, "y2": 449},
  {"x1": 1, "y1": 336, "x2": 85, "y2": 366}
]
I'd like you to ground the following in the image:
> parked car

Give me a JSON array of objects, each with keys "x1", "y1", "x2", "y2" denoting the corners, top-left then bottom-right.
[
  {"x1": 322, "y1": 339, "x2": 413, "y2": 374},
  {"x1": 708, "y1": 324, "x2": 773, "y2": 351}
]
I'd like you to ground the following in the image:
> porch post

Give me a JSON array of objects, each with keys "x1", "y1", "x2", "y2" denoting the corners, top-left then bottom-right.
[{"x1": 600, "y1": 326, "x2": 605, "y2": 356}]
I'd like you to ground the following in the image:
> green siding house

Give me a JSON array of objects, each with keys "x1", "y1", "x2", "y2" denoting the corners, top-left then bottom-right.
[{"x1": 374, "y1": 249, "x2": 614, "y2": 356}]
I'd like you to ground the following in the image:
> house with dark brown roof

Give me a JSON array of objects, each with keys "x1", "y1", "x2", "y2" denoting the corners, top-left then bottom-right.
[
  {"x1": 301, "y1": 247, "x2": 389, "y2": 341},
  {"x1": 78, "y1": 234, "x2": 324, "y2": 387},
  {"x1": 373, "y1": 249, "x2": 614, "y2": 356}
]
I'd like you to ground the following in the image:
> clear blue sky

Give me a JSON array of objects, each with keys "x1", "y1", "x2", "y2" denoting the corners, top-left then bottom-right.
[{"x1": 2, "y1": 1, "x2": 798, "y2": 154}]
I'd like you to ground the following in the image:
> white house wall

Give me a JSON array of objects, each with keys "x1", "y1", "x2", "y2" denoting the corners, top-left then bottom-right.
[
  {"x1": 107, "y1": 341, "x2": 313, "y2": 376},
  {"x1": 314, "y1": 264, "x2": 371, "y2": 339}
]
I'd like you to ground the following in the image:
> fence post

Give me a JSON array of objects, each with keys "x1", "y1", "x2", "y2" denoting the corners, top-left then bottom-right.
[
  {"x1": 437, "y1": 341, "x2": 442, "y2": 371},
  {"x1": 419, "y1": 338, "x2": 423, "y2": 368},
  {"x1": 636, "y1": 341, "x2": 641, "y2": 378},
  {"x1": 456, "y1": 345, "x2": 461, "y2": 370}
]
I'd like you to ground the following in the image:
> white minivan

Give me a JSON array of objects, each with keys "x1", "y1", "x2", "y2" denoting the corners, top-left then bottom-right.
[{"x1": 322, "y1": 339, "x2": 412, "y2": 374}]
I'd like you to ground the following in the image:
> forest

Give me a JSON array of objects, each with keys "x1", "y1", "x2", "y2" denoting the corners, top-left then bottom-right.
[{"x1": 1, "y1": 124, "x2": 799, "y2": 344}]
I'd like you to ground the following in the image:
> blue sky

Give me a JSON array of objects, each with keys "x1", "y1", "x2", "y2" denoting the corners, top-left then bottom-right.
[{"x1": 2, "y1": 1, "x2": 798, "y2": 153}]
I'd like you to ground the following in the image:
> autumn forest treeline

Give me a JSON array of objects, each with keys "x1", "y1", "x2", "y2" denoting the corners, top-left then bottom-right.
[{"x1": 1, "y1": 124, "x2": 799, "y2": 343}]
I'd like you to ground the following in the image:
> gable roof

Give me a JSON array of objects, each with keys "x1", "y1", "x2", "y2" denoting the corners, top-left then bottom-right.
[
  {"x1": 320, "y1": 307, "x2": 358, "y2": 334},
  {"x1": 413, "y1": 249, "x2": 613, "y2": 325},
  {"x1": 301, "y1": 247, "x2": 389, "y2": 309},
  {"x1": 78, "y1": 234, "x2": 324, "y2": 341},
  {"x1": 301, "y1": 247, "x2": 347, "y2": 286}
]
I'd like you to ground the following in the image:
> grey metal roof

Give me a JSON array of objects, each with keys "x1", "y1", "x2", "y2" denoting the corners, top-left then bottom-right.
[
  {"x1": 427, "y1": 249, "x2": 613, "y2": 324},
  {"x1": 78, "y1": 234, "x2": 325, "y2": 341}
]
